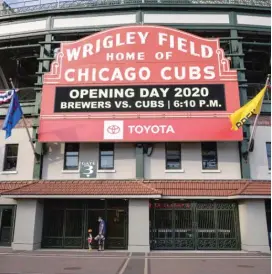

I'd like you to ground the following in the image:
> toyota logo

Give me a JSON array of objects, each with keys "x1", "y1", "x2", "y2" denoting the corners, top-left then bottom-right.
[{"x1": 107, "y1": 125, "x2": 120, "y2": 134}]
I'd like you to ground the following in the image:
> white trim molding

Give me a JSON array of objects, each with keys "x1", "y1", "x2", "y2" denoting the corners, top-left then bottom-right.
[
  {"x1": 53, "y1": 14, "x2": 136, "y2": 29},
  {"x1": 97, "y1": 169, "x2": 116, "y2": 173},
  {"x1": 143, "y1": 13, "x2": 230, "y2": 24},
  {"x1": 201, "y1": 169, "x2": 221, "y2": 173},
  {"x1": 237, "y1": 15, "x2": 271, "y2": 27},
  {"x1": 1, "y1": 171, "x2": 18, "y2": 175},
  {"x1": 163, "y1": 196, "x2": 224, "y2": 200},
  {"x1": 0, "y1": 19, "x2": 47, "y2": 37},
  {"x1": 61, "y1": 170, "x2": 79, "y2": 174},
  {"x1": 159, "y1": 195, "x2": 271, "y2": 200},
  {"x1": 164, "y1": 169, "x2": 185, "y2": 173},
  {"x1": 228, "y1": 195, "x2": 271, "y2": 200}
]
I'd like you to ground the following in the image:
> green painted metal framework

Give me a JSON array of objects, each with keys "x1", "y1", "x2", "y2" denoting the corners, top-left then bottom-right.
[
  {"x1": 150, "y1": 200, "x2": 241, "y2": 250},
  {"x1": 0, "y1": 0, "x2": 270, "y2": 18},
  {"x1": 0, "y1": 7, "x2": 270, "y2": 180}
]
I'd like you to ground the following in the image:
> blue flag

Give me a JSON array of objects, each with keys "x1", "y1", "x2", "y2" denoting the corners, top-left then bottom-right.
[{"x1": 2, "y1": 91, "x2": 23, "y2": 139}]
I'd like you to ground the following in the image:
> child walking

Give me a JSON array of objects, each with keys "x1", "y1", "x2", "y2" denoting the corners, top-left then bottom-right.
[{"x1": 87, "y1": 229, "x2": 93, "y2": 251}]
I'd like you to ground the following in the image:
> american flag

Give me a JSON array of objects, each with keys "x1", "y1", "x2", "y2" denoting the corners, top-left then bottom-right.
[{"x1": 0, "y1": 89, "x2": 18, "y2": 105}]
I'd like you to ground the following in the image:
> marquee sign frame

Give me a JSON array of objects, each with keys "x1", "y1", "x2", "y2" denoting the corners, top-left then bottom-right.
[{"x1": 39, "y1": 25, "x2": 242, "y2": 142}]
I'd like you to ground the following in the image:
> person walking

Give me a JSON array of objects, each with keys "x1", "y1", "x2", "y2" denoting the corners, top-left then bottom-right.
[
  {"x1": 95, "y1": 216, "x2": 106, "y2": 251},
  {"x1": 87, "y1": 229, "x2": 93, "y2": 251}
]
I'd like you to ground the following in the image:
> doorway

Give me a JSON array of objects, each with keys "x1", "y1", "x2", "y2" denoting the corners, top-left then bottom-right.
[
  {"x1": 42, "y1": 199, "x2": 128, "y2": 249},
  {"x1": 150, "y1": 200, "x2": 240, "y2": 250},
  {"x1": 265, "y1": 199, "x2": 271, "y2": 249},
  {"x1": 0, "y1": 206, "x2": 16, "y2": 246}
]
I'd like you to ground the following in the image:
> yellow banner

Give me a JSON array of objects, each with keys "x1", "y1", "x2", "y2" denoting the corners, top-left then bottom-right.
[{"x1": 230, "y1": 86, "x2": 267, "y2": 130}]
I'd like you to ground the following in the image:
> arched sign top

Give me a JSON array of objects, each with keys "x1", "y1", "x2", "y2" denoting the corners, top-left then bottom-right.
[{"x1": 44, "y1": 25, "x2": 236, "y2": 85}]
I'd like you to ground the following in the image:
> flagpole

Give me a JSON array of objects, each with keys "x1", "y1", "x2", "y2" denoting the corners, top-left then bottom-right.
[
  {"x1": 247, "y1": 74, "x2": 270, "y2": 153},
  {"x1": 9, "y1": 79, "x2": 38, "y2": 161}
]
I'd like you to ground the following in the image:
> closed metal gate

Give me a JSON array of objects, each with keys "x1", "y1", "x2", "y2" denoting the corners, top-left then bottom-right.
[
  {"x1": 150, "y1": 201, "x2": 240, "y2": 250},
  {"x1": 42, "y1": 199, "x2": 128, "y2": 249}
]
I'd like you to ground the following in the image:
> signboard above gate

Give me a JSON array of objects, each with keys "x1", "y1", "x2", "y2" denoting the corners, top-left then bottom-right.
[{"x1": 39, "y1": 25, "x2": 243, "y2": 142}]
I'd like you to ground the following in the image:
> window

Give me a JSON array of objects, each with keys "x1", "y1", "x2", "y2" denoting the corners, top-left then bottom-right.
[
  {"x1": 165, "y1": 143, "x2": 181, "y2": 170},
  {"x1": 3, "y1": 144, "x2": 18, "y2": 171},
  {"x1": 201, "y1": 142, "x2": 218, "y2": 170},
  {"x1": 64, "y1": 143, "x2": 79, "y2": 170},
  {"x1": 266, "y1": 142, "x2": 271, "y2": 170},
  {"x1": 99, "y1": 143, "x2": 114, "y2": 170}
]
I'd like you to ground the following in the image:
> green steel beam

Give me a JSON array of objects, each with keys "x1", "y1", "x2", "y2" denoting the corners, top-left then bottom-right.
[
  {"x1": 230, "y1": 29, "x2": 251, "y2": 179},
  {"x1": 136, "y1": 10, "x2": 143, "y2": 24},
  {"x1": 136, "y1": 145, "x2": 144, "y2": 179},
  {"x1": 0, "y1": 44, "x2": 40, "y2": 50},
  {"x1": 0, "y1": 103, "x2": 35, "y2": 116},
  {"x1": 243, "y1": 42, "x2": 271, "y2": 46},
  {"x1": 37, "y1": 57, "x2": 55, "y2": 61},
  {"x1": 39, "y1": 41, "x2": 62, "y2": 44},
  {"x1": 262, "y1": 103, "x2": 271, "y2": 113},
  {"x1": 32, "y1": 34, "x2": 53, "y2": 180}
]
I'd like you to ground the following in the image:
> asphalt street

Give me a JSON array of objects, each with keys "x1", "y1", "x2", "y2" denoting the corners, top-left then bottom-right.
[{"x1": 0, "y1": 250, "x2": 270, "y2": 274}]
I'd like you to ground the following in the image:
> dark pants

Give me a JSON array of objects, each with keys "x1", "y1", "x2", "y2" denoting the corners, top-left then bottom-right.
[{"x1": 95, "y1": 234, "x2": 105, "y2": 250}]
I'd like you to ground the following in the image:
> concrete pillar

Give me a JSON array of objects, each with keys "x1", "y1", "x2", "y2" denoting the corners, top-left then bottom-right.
[
  {"x1": 12, "y1": 199, "x2": 44, "y2": 251},
  {"x1": 128, "y1": 199, "x2": 150, "y2": 252},
  {"x1": 239, "y1": 200, "x2": 270, "y2": 253}
]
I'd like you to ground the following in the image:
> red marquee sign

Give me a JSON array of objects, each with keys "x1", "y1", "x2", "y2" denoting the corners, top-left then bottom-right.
[{"x1": 39, "y1": 25, "x2": 242, "y2": 142}]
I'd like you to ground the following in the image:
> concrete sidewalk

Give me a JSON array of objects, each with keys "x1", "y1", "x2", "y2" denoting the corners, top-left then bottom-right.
[{"x1": 0, "y1": 250, "x2": 270, "y2": 274}]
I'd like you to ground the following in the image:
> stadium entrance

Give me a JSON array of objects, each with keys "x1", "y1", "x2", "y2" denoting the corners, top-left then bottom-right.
[
  {"x1": 150, "y1": 200, "x2": 240, "y2": 250},
  {"x1": 42, "y1": 199, "x2": 128, "y2": 249}
]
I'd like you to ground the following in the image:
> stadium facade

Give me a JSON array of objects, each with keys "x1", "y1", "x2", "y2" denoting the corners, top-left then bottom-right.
[{"x1": 0, "y1": 0, "x2": 270, "y2": 253}]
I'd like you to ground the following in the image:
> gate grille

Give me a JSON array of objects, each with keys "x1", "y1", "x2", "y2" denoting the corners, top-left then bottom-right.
[
  {"x1": 42, "y1": 199, "x2": 128, "y2": 249},
  {"x1": 150, "y1": 201, "x2": 240, "y2": 250}
]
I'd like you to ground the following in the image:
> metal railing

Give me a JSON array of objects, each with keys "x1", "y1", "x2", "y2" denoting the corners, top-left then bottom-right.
[
  {"x1": 0, "y1": 0, "x2": 270, "y2": 17},
  {"x1": 0, "y1": 87, "x2": 36, "y2": 105}
]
